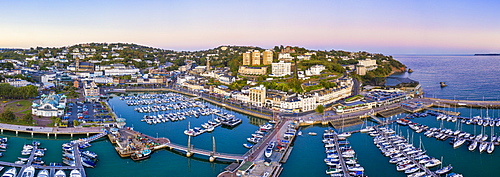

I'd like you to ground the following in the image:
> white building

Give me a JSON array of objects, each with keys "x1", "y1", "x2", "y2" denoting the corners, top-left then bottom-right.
[
  {"x1": 93, "y1": 77, "x2": 114, "y2": 84},
  {"x1": 305, "y1": 65, "x2": 325, "y2": 76},
  {"x1": 83, "y1": 80, "x2": 100, "y2": 102},
  {"x1": 32, "y1": 93, "x2": 67, "y2": 117},
  {"x1": 278, "y1": 53, "x2": 294, "y2": 60},
  {"x1": 219, "y1": 75, "x2": 236, "y2": 85},
  {"x1": 5, "y1": 79, "x2": 31, "y2": 87},
  {"x1": 249, "y1": 85, "x2": 266, "y2": 107},
  {"x1": 356, "y1": 59, "x2": 378, "y2": 75},
  {"x1": 280, "y1": 95, "x2": 317, "y2": 112},
  {"x1": 271, "y1": 61, "x2": 292, "y2": 77}
]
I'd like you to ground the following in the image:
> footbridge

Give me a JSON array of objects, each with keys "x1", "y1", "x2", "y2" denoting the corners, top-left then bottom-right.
[{"x1": 157, "y1": 142, "x2": 245, "y2": 161}]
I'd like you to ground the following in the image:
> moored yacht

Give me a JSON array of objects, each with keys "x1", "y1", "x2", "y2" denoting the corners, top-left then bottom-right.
[
  {"x1": 2, "y1": 168, "x2": 16, "y2": 177},
  {"x1": 54, "y1": 170, "x2": 66, "y2": 177},
  {"x1": 69, "y1": 169, "x2": 81, "y2": 177},
  {"x1": 36, "y1": 169, "x2": 49, "y2": 177},
  {"x1": 20, "y1": 166, "x2": 35, "y2": 177}
]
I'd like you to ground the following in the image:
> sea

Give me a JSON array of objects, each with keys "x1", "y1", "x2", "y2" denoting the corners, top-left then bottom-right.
[{"x1": 1, "y1": 55, "x2": 500, "y2": 177}]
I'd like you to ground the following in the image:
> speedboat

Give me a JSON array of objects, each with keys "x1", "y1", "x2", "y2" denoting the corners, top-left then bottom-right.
[
  {"x1": 21, "y1": 166, "x2": 35, "y2": 177},
  {"x1": 54, "y1": 170, "x2": 66, "y2": 177},
  {"x1": 1, "y1": 168, "x2": 16, "y2": 177},
  {"x1": 37, "y1": 169, "x2": 49, "y2": 177},
  {"x1": 70, "y1": 169, "x2": 81, "y2": 177}
]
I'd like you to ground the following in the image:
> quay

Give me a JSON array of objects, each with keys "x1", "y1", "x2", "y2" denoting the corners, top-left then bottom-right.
[
  {"x1": 217, "y1": 120, "x2": 299, "y2": 177},
  {"x1": 109, "y1": 127, "x2": 245, "y2": 162},
  {"x1": 331, "y1": 133, "x2": 351, "y2": 177},
  {"x1": 0, "y1": 123, "x2": 103, "y2": 138}
]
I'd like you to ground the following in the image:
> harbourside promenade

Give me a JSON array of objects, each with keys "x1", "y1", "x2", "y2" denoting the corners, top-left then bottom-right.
[
  {"x1": 109, "y1": 87, "x2": 500, "y2": 127},
  {"x1": 0, "y1": 123, "x2": 104, "y2": 138}
]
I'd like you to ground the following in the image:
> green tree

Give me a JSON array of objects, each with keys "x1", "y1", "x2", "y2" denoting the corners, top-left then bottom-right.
[
  {"x1": 315, "y1": 105, "x2": 325, "y2": 113},
  {"x1": 73, "y1": 120, "x2": 80, "y2": 126},
  {"x1": 0, "y1": 109, "x2": 16, "y2": 121}
]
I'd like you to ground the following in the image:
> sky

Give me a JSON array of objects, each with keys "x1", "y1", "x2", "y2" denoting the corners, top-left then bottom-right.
[{"x1": 1, "y1": 0, "x2": 499, "y2": 54}]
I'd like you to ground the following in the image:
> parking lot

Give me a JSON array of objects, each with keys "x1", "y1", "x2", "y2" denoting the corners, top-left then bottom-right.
[{"x1": 64, "y1": 101, "x2": 112, "y2": 127}]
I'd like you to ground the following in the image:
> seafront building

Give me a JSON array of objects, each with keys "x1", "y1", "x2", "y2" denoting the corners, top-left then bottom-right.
[{"x1": 32, "y1": 93, "x2": 67, "y2": 117}]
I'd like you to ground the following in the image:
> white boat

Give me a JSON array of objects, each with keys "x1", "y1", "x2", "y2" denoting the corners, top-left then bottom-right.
[
  {"x1": 1, "y1": 168, "x2": 16, "y2": 177},
  {"x1": 243, "y1": 144, "x2": 253, "y2": 149},
  {"x1": 264, "y1": 147, "x2": 273, "y2": 158},
  {"x1": 468, "y1": 141, "x2": 478, "y2": 151},
  {"x1": 487, "y1": 142, "x2": 495, "y2": 154},
  {"x1": 70, "y1": 169, "x2": 81, "y2": 177},
  {"x1": 21, "y1": 166, "x2": 35, "y2": 177},
  {"x1": 405, "y1": 167, "x2": 419, "y2": 174},
  {"x1": 337, "y1": 132, "x2": 351, "y2": 138},
  {"x1": 435, "y1": 165, "x2": 452, "y2": 175},
  {"x1": 37, "y1": 170, "x2": 49, "y2": 177},
  {"x1": 308, "y1": 132, "x2": 317, "y2": 136},
  {"x1": 479, "y1": 142, "x2": 488, "y2": 153},
  {"x1": 54, "y1": 170, "x2": 66, "y2": 177},
  {"x1": 407, "y1": 171, "x2": 426, "y2": 177},
  {"x1": 453, "y1": 139, "x2": 466, "y2": 149}
]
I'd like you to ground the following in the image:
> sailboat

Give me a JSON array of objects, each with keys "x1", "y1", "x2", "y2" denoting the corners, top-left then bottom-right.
[
  {"x1": 487, "y1": 126, "x2": 495, "y2": 153},
  {"x1": 468, "y1": 141, "x2": 478, "y2": 151}
]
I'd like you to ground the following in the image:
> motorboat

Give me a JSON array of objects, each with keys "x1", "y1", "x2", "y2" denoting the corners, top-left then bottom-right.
[
  {"x1": 37, "y1": 169, "x2": 49, "y2": 177},
  {"x1": 54, "y1": 170, "x2": 66, "y2": 177},
  {"x1": 264, "y1": 146, "x2": 273, "y2": 158},
  {"x1": 70, "y1": 169, "x2": 81, "y2": 177},
  {"x1": 1, "y1": 168, "x2": 16, "y2": 177},
  {"x1": 243, "y1": 144, "x2": 253, "y2": 149},
  {"x1": 20, "y1": 166, "x2": 35, "y2": 177},
  {"x1": 81, "y1": 150, "x2": 98, "y2": 159}
]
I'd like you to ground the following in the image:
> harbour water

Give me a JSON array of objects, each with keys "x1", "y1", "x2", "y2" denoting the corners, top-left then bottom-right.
[{"x1": 1, "y1": 55, "x2": 500, "y2": 176}]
